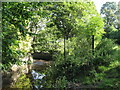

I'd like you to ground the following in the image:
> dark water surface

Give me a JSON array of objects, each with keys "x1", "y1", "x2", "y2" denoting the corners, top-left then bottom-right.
[
  {"x1": 2, "y1": 60, "x2": 51, "y2": 89},
  {"x1": 30, "y1": 60, "x2": 50, "y2": 89}
]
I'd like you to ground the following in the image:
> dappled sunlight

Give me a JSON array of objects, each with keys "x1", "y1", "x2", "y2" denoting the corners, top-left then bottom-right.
[{"x1": 2, "y1": 1, "x2": 120, "y2": 89}]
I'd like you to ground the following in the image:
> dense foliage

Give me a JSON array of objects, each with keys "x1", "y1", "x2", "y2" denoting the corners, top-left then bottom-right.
[
  {"x1": 11, "y1": 74, "x2": 32, "y2": 88},
  {"x1": 2, "y1": 1, "x2": 120, "y2": 88},
  {"x1": 101, "y1": 2, "x2": 120, "y2": 45},
  {"x1": 2, "y1": 2, "x2": 33, "y2": 70}
]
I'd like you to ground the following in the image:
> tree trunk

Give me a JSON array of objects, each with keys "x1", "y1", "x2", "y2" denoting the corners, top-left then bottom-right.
[
  {"x1": 64, "y1": 35, "x2": 66, "y2": 61},
  {"x1": 92, "y1": 35, "x2": 94, "y2": 55}
]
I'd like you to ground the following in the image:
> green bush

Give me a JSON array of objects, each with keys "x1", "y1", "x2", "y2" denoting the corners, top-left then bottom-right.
[
  {"x1": 11, "y1": 74, "x2": 32, "y2": 88},
  {"x1": 44, "y1": 38, "x2": 94, "y2": 87},
  {"x1": 55, "y1": 76, "x2": 68, "y2": 88},
  {"x1": 90, "y1": 38, "x2": 120, "y2": 87},
  {"x1": 94, "y1": 39, "x2": 117, "y2": 66},
  {"x1": 44, "y1": 38, "x2": 120, "y2": 88}
]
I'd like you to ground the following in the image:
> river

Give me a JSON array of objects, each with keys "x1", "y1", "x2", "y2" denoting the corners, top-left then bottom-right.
[{"x1": 2, "y1": 59, "x2": 52, "y2": 89}]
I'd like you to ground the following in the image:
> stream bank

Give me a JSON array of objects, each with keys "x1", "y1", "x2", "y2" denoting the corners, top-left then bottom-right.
[{"x1": 2, "y1": 59, "x2": 52, "y2": 89}]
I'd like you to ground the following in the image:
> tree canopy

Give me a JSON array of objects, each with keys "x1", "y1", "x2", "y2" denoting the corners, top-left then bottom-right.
[{"x1": 2, "y1": 1, "x2": 120, "y2": 88}]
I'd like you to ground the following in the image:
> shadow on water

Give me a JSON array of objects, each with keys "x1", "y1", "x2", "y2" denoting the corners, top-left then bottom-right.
[
  {"x1": 2, "y1": 59, "x2": 52, "y2": 89},
  {"x1": 29, "y1": 60, "x2": 51, "y2": 89}
]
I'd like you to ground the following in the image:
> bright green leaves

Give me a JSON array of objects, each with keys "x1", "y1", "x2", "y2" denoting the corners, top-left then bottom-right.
[
  {"x1": 86, "y1": 16, "x2": 105, "y2": 35},
  {"x1": 2, "y1": 2, "x2": 36, "y2": 66},
  {"x1": 45, "y1": 1, "x2": 105, "y2": 39},
  {"x1": 12, "y1": 74, "x2": 32, "y2": 88}
]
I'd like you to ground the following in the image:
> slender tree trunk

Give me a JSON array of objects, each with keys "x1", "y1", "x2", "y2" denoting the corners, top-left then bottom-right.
[
  {"x1": 64, "y1": 35, "x2": 66, "y2": 61},
  {"x1": 92, "y1": 35, "x2": 94, "y2": 55}
]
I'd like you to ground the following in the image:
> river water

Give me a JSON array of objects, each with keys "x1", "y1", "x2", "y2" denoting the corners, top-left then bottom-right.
[
  {"x1": 2, "y1": 60, "x2": 52, "y2": 89},
  {"x1": 30, "y1": 60, "x2": 51, "y2": 89}
]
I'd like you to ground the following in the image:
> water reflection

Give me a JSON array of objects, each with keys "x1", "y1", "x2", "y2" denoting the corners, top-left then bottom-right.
[
  {"x1": 2, "y1": 60, "x2": 50, "y2": 89},
  {"x1": 32, "y1": 70, "x2": 45, "y2": 80},
  {"x1": 31, "y1": 70, "x2": 46, "y2": 89}
]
